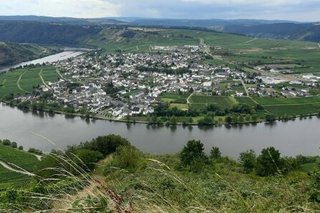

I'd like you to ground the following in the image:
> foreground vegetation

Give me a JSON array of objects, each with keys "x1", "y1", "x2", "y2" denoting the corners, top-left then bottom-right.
[{"x1": 0, "y1": 135, "x2": 319, "y2": 212}]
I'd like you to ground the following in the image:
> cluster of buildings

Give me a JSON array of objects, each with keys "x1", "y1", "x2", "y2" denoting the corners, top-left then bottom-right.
[{"x1": 20, "y1": 45, "x2": 320, "y2": 119}]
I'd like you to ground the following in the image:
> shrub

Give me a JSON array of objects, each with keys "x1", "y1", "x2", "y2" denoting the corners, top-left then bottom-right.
[
  {"x1": 111, "y1": 146, "x2": 145, "y2": 172},
  {"x1": 73, "y1": 149, "x2": 104, "y2": 171},
  {"x1": 69, "y1": 135, "x2": 130, "y2": 157},
  {"x1": 11, "y1": 142, "x2": 17, "y2": 149},
  {"x1": 239, "y1": 150, "x2": 256, "y2": 173},
  {"x1": 309, "y1": 171, "x2": 320, "y2": 203},
  {"x1": 180, "y1": 140, "x2": 208, "y2": 167},
  {"x1": 210, "y1": 147, "x2": 222, "y2": 160},
  {"x1": 256, "y1": 147, "x2": 283, "y2": 176}
]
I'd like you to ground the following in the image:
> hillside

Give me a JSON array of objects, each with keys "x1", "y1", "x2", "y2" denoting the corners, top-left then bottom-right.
[
  {"x1": 0, "y1": 21, "x2": 102, "y2": 46},
  {"x1": 0, "y1": 42, "x2": 57, "y2": 66},
  {"x1": 224, "y1": 23, "x2": 320, "y2": 42},
  {"x1": 0, "y1": 135, "x2": 319, "y2": 212}
]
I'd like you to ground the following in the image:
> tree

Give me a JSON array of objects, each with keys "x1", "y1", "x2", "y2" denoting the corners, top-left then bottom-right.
[
  {"x1": 256, "y1": 147, "x2": 283, "y2": 176},
  {"x1": 69, "y1": 135, "x2": 130, "y2": 157},
  {"x1": 239, "y1": 150, "x2": 256, "y2": 173},
  {"x1": 180, "y1": 140, "x2": 207, "y2": 166},
  {"x1": 198, "y1": 116, "x2": 214, "y2": 126},
  {"x1": 225, "y1": 116, "x2": 233, "y2": 124},
  {"x1": 11, "y1": 142, "x2": 17, "y2": 149},
  {"x1": 111, "y1": 146, "x2": 145, "y2": 172},
  {"x1": 210, "y1": 147, "x2": 221, "y2": 160},
  {"x1": 73, "y1": 149, "x2": 104, "y2": 171}
]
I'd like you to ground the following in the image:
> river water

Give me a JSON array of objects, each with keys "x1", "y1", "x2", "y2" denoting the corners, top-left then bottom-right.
[
  {"x1": 0, "y1": 51, "x2": 319, "y2": 158},
  {"x1": 0, "y1": 104, "x2": 319, "y2": 158},
  {"x1": 0, "y1": 50, "x2": 84, "y2": 73}
]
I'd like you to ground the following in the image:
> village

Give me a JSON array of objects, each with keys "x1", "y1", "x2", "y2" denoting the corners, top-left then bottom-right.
[{"x1": 28, "y1": 45, "x2": 319, "y2": 120}]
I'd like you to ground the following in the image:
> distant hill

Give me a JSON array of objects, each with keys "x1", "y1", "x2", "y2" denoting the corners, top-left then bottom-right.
[
  {"x1": 0, "y1": 21, "x2": 103, "y2": 46},
  {"x1": 0, "y1": 42, "x2": 56, "y2": 66},
  {"x1": 223, "y1": 23, "x2": 320, "y2": 42},
  {"x1": 128, "y1": 18, "x2": 320, "y2": 42},
  {"x1": 0, "y1": 16, "x2": 127, "y2": 26},
  {"x1": 0, "y1": 16, "x2": 319, "y2": 44}
]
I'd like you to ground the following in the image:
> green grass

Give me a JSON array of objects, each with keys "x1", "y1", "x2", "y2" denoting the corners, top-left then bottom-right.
[
  {"x1": 252, "y1": 97, "x2": 320, "y2": 115},
  {"x1": 0, "y1": 144, "x2": 39, "y2": 189},
  {"x1": 98, "y1": 154, "x2": 319, "y2": 212},
  {"x1": 0, "y1": 66, "x2": 58, "y2": 98},
  {"x1": 236, "y1": 97, "x2": 258, "y2": 107},
  {"x1": 190, "y1": 95, "x2": 237, "y2": 110},
  {"x1": 0, "y1": 166, "x2": 33, "y2": 189},
  {"x1": 0, "y1": 144, "x2": 39, "y2": 171},
  {"x1": 160, "y1": 93, "x2": 189, "y2": 104}
]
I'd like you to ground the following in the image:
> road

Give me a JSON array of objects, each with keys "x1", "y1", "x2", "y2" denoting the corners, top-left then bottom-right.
[
  {"x1": 39, "y1": 69, "x2": 51, "y2": 89},
  {"x1": 240, "y1": 78, "x2": 250, "y2": 97},
  {"x1": 243, "y1": 37, "x2": 257, "y2": 44},
  {"x1": 0, "y1": 160, "x2": 35, "y2": 176},
  {"x1": 16, "y1": 70, "x2": 29, "y2": 93},
  {"x1": 186, "y1": 92, "x2": 194, "y2": 104}
]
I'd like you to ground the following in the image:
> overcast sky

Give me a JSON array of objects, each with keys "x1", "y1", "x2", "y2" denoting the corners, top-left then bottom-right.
[{"x1": 1, "y1": 0, "x2": 319, "y2": 21}]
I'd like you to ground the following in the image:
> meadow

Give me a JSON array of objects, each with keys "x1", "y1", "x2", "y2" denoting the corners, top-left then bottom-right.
[
  {"x1": 0, "y1": 66, "x2": 58, "y2": 98},
  {"x1": 0, "y1": 144, "x2": 40, "y2": 189},
  {"x1": 88, "y1": 27, "x2": 320, "y2": 74}
]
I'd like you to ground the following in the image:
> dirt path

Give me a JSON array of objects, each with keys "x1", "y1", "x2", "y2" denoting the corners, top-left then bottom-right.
[
  {"x1": 186, "y1": 92, "x2": 194, "y2": 104},
  {"x1": 0, "y1": 160, "x2": 35, "y2": 176},
  {"x1": 38, "y1": 69, "x2": 51, "y2": 89},
  {"x1": 56, "y1": 68, "x2": 65, "y2": 80},
  {"x1": 240, "y1": 78, "x2": 249, "y2": 97},
  {"x1": 243, "y1": 37, "x2": 257, "y2": 44},
  {"x1": 16, "y1": 71, "x2": 29, "y2": 93}
]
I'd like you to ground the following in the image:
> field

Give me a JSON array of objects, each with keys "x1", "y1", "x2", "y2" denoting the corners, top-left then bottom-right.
[
  {"x1": 0, "y1": 144, "x2": 40, "y2": 189},
  {"x1": 160, "y1": 92, "x2": 320, "y2": 117},
  {"x1": 87, "y1": 27, "x2": 320, "y2": 74},
  {"x1": 189, "y1": 95, "x2": 238, "y2": 110},
  {"x1": 252, "y1": 96, "x2": 320, "y2": 115},
  {"x1": 160, "y1": 93, "x2": 189, "y2": 104},
  {"x1": 0, "y1": 66, "x2": 58, "y2": 98}
]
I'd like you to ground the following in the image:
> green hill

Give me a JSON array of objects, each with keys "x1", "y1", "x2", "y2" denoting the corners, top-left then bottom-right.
[
  {"x1": 0, "y1": 142, "x2": 40, "y2": 189},
  {"x1": 0, "y1": 42, "x2": 57, "y2": 66}
]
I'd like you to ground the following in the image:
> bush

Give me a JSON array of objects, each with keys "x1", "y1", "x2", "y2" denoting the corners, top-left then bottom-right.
[
  {"x1": 210, "y1": 147, "x2": 222, "y2": 160},
  {"x1": 2, "y1": 139, "x2": 11, "y2": 146},
  {"x1": 111, "y1": 146, "x2": 145, "y2": 172},
  {"x1": 11, "y1": 142, "x2": 17, "y2": 149},
  {"x1": 180, "y1": 140, "x2": 208, "y2": 167},
  {"x1": 239, "y1": 150, "x2": 256, "y2": 173},
  {"x1": 309, "y1": 171, "x2": 320, "y2": 203},
  {"x1": 69, "y1": 135, "x2": 130, "y2": 157},
  {"x1": 256, "y1": 147, "x2": 283, "y2": 176},
  {"x1": 198, "y1": 116, "x2": 214, "y2": 126},
  {"x1": 28, "y1": 148, "x2": 43, "y2": 155},
  {"x1": 73, "y1": 149, "x2": 104, "y2": 171}
]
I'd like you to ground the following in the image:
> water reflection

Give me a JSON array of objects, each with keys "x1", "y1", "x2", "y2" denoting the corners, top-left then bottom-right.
[{"x1": 0, "y1": 103, "x2": 319, "y2": 158}]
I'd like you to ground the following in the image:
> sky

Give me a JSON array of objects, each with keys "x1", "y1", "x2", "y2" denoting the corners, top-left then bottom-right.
[{"x1": 0, "y1": 0, "x2": 320, "y2": 22}]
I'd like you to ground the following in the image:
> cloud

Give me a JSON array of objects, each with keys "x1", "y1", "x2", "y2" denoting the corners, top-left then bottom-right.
[
  {"x1": 0, "y1": 0, "x2": 121, "y2": 18},
  {"x1": 0, "y1": 0, "x2": 319, "y2": 21}
]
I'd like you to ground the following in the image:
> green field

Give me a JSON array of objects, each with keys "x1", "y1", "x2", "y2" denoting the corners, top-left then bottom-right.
[
  {"x1": 0, "y1": 144, "x2": 40, "y2": 189},
  {"x1": 0, "y1": 66, "x2": 58, "y2": 98},
  {"x1": 160, "y1": 93, "x2": 190, "y2": 104},
  {"x1": 87, "y1": 28, "x2": 320, "y2": 74},
  {"x1": 252, "y1": 96, "x2": 320, "y2": 115},
  {"x1": 190, "y1": 95, "x2": 238, "y2": 110}
]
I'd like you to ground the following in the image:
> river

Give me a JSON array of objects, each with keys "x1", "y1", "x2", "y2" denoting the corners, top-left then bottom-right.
[
  {"x1": 0, "y1": 50, "x2": 84, "y2": 73},
  {"x1": 0, "y1": 51, "x2": 319, "y2": 158},
  {"x1": 0, "y1": 103, "x2": 319, "y2": 158}
]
